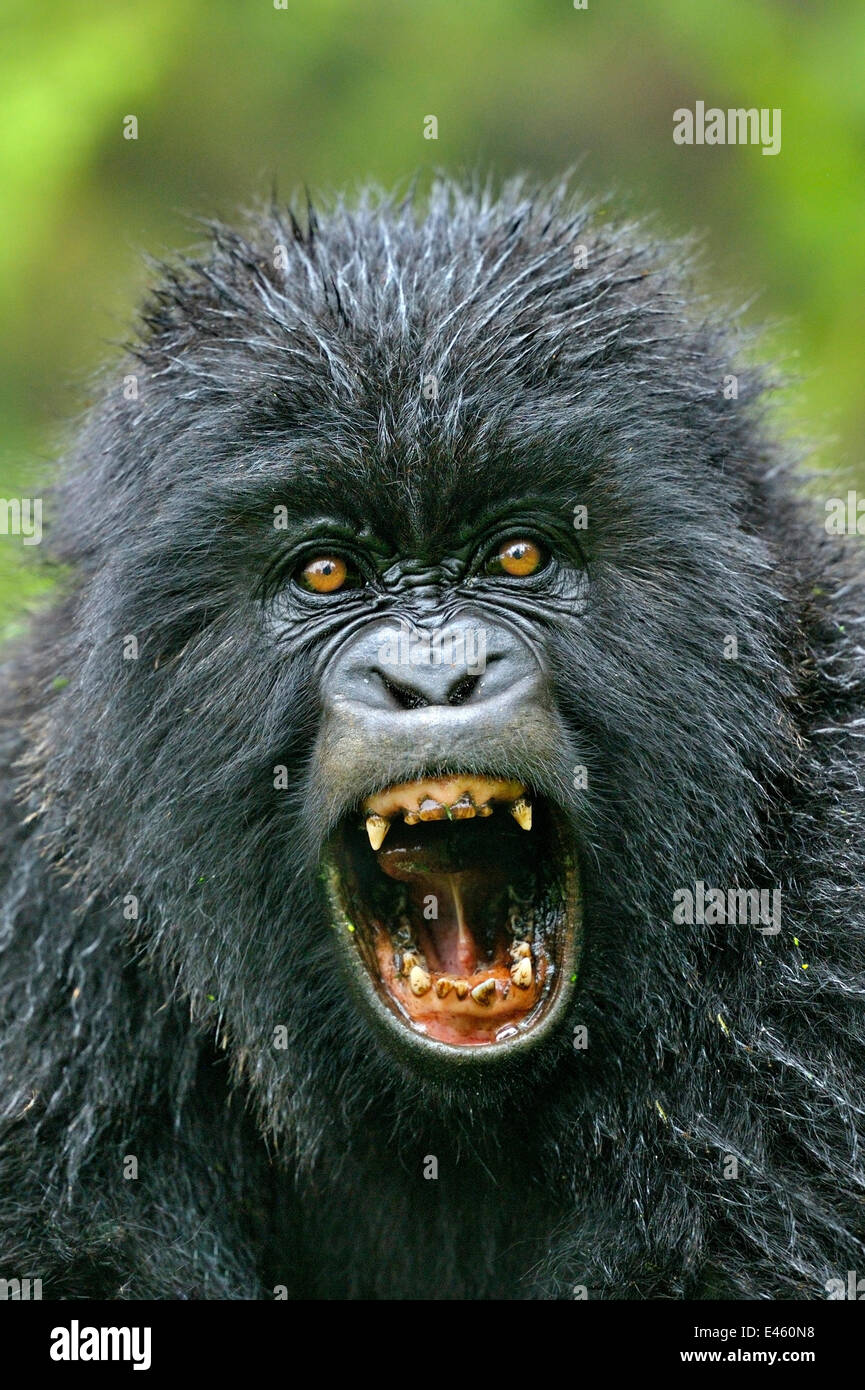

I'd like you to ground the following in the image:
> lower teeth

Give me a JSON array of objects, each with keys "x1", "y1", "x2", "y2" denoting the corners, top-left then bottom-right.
[
  {"x1": 510, "y1": 958, "x2": 533, "y2": 988},
  {"x1": 385, "y1": 876, "x2": 544, "y2": 1009},
  {"x1": 409, "y1": 965, "x2": 432, "y2": 996},
  {"x1": 470, "y1": 978, "x2": 497, "y2": 1005}
]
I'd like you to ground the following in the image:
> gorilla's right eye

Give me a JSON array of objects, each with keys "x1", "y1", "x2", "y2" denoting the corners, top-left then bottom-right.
[{"x1": 296, "y1": 555, "x2": 352, "y2": 594}]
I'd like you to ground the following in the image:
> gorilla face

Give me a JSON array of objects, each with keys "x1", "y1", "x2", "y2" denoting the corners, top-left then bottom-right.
[
  {"x1": 277, "y1": 505, "x2": 585, "y2": 1066},
  {"x1": 38, "y1": 181, "x2": 789, "y2": 1139}
]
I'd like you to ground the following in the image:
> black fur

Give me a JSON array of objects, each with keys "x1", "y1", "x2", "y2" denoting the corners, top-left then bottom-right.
[{"x1": 1, "y1": 176, "x2": 863, "y2": 1299}]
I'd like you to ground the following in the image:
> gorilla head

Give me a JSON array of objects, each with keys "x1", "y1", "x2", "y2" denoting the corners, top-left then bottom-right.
[{"x1": 6, "y1": 177, "x2": 863, "y2": 1298}]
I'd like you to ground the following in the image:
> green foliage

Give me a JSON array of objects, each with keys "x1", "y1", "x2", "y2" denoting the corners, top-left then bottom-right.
[{"x1": 1, "y1": 0, "x2": 863, "y2": 614}]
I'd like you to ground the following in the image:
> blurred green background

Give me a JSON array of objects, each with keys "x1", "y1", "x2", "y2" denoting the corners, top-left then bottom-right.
[{"x1": 2, "y1": 0, "x2": 864, "y2": 619}]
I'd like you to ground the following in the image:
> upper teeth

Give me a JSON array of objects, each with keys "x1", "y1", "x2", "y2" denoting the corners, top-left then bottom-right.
[
  {"x1": 362, "y1": 777, "x2": 533, "y2": 849},
  {"x1": 365, "y1": 813, "x2": 390, "y2": 851}
]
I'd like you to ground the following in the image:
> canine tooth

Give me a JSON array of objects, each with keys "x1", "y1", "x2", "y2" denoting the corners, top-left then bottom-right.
[
  {"x1": 470, "y1": 978, "x2": 496, "y2": 1005},
  {"x1": 509, "y1": 940, "x2": 531, "y2": 961},
  {"x1": 510, "y1": 797, "x2": 532, "y2": 831},
  {"x1": 454, "y1": 979, "x2": 469, "y2": 999},
  {"x1": 435, "y1": 978, "x2": 454, "y2": 998},
  {"x1": 365, "y1": 813, "x2": 390, "y2": 850},
  {"x1": 510, "y1": 958, "x2": 533, "y2": 989},
  {"x1": 409, "y1": 965, "x2": 431, "y2": 996},
  {"x1": 418, "y1": 798, "x2": 447, "y2": 822},
  {"x1": 448, "y1": 795, "x2": 476, "y2": 820}
]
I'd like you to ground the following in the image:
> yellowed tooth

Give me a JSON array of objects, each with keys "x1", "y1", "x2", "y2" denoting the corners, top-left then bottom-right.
[
  {"x1": 476, "y1": 803, "x2": 493, "y2": 817},
  {"x1": 409, "y1": 965, "x2": 431, "y2": 996},
  {"x1": 418, "y1": 798, "x2": 447, "y2": 822},
  {"x1": 435, "y1": 978, "x2": 454, "y2": 998},
  {"x1": 510, "y1": 796, "x2": 532, "y2": 831},
  {"x1": 364, "y1": 777, "x2": 526, "y2": 820},
  {"x1": 509, "y1": 940, "x2": 531, "y2": 961},
  {"x1": 403, "y1": 810, "x2": 420, "y2": 825},
  {"x1": 454, "y1": 979, "x2": 470, "y2": 999},
  {"x1": 510, "y1": 958, "x2": 533, "y2": 989},
  {"x1": 365, "y1": 813, "x2": 390, "y2": 851},
  {"x1": 448, "y1": 795, "x2": 476, "y2": 820},
  {"x1": 402, "y1": 951, "x2": 419, "y2": 973},
  {"x1": 470, "y1": 978, "x2": 496, "y2": 1006}
]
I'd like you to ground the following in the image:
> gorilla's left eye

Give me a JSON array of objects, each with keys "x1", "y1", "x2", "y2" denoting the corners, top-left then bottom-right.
[
  {"x1": 297, "y1": 555, "x2": 353, "y2": 594},
  {"x1": 486, "y1": 538, "x2": 546, "y2": 578}
]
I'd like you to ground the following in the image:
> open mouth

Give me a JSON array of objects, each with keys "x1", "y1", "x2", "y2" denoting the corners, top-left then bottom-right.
[{"x1": 323, "y1": 775, "x2": 582, "y2": 1057}]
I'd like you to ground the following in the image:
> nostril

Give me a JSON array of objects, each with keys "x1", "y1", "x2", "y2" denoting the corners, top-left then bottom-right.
[
  {"x1": 448, "y1": 675, "x2": 480, "y2": 706},
  {"x1": 379, "y1": 675, "x2": 429, "y2": 710},
  {"x1": 374, "y1": 670, "x2": 482, "y2": 710}
]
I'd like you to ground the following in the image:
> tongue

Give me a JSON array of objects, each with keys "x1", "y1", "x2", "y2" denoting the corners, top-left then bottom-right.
[{"x1": 376, "y1": 836, "x2": 510, "y2": 975}]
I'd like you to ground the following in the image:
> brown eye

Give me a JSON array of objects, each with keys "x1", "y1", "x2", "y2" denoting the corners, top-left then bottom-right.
[
  {"x1": 493, "y1": 538, "x2": 544, "y2": 578},
  {"x1": 299, "y1": 555, "x2": 348, "y2": 593}
]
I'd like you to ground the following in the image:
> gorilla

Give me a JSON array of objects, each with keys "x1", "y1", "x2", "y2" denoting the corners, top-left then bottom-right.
[{"x1": 0, "y1": 176, "x2": 863, "y2": 1300}]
